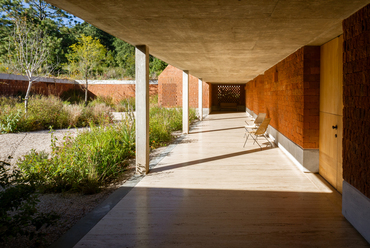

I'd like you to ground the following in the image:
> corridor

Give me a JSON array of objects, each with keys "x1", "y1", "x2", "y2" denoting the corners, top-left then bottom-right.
[{"x1": 74, "y1": 112, "x2": 369, "y2": 247}]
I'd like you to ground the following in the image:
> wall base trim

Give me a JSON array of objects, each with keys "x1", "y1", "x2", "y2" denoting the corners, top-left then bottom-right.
[
  {"x1": 246, "y1": 108, "x2": 319, "y2": 173},
  {"x1": 343, "y1": 181, "x2": 370, "y2": 244},
  {"x1": 196, "y1": 108, "x2": 210, "y2": 119}
]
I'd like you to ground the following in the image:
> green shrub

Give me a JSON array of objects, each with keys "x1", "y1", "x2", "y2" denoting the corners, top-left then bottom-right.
[
  {"x1": 148, "y1": 100, "x2": 197, "y2": 148},
  {"x1": 90, "y1": 95, "x2": 115, "y2": 109},
  {"x1": 0, "y1": 109, "x2": 23, "y2": 133},
  {"x1": 60, "y1": 88, "x2": 86, "y2": 104},
  {"x1": 0, "y1": 161, "x2": 59, "y2": 243},
  {"x1": 117, "y1": 97, "x2": 135, "y2": 112},
  {"x1": 0, "y1": 95, "x2": 113, "y2": 133},
  {"x1": 18, "y1": 114, "x2": 135, "y2": 194}
]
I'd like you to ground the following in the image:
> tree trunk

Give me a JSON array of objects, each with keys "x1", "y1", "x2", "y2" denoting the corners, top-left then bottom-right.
[
  {"x1": 24, "y1": 81, "x2": 33, "y2": 114},
  {"x1": 85, "y1": 76, "x2": 88, "y2": 106}
]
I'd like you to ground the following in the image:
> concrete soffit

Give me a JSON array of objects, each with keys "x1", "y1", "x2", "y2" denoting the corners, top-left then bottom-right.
[{"x1": 45, "y1": 0, "x2": 370, "y2": 83}]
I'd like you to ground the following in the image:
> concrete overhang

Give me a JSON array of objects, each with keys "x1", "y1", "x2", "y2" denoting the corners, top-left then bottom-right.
[{"x1": 45, "y1": 0, "x2": 369, "y2": 83}]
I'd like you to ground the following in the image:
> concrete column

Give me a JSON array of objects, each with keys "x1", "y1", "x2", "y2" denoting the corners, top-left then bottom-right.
[
  {"x1": 135, "y1": 45, "x2": 149, "y2": 174},
  {"x1": 183, "y1": 70, "x2": 189, "y2": 134},
  {"x1": 198, "y1": 78, "x2": 203, "y2": 121}
]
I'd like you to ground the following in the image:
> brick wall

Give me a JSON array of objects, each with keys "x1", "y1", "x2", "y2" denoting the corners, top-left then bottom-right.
[
  {"x1": 245, "y1": 75, "x2": 264, "y2": 114},
  {"x1": 0, "y1": 79, "x2": 77, "y2": 96},
  {"x1": 0, "y1": 75, "x2": 158, "y2": 102},
  {"x1": 88, "y1": 84, "x2": 158, "y2": 100},
  {"x1": 158, "y1": 65, "x2": 210, "y2": 108},
  {"x1": 343, "y1": 4, "x2": 370, "y2": 198},
  {"x1": 245, "y1": 46, "x2": 320, "y2": 149}
]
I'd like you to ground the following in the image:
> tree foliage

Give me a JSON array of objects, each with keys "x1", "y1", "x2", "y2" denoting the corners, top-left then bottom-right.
[
  {"x1": 0, "y1": 0, "x2": 168, "y2": 79},
  {"x1": 66, "y1": 34, "x2": 106, "y2": 104}
]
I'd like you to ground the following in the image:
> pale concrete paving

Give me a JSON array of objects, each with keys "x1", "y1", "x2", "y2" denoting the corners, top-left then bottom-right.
[{"x1": 74, "y1": 112, "x2": 369, "y2": 248}]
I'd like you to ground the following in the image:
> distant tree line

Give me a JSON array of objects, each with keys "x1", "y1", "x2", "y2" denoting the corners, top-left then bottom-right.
[{"x1": 0, "y1": 0, "x2": 168, "y2": 80}]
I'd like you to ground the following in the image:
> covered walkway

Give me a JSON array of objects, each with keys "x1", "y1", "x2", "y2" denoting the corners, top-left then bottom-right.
[{"x1": 74, "y1": 112, "x2": 368, "y2": 247}]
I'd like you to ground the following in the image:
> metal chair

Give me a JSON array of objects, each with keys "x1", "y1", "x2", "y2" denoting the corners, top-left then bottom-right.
[
  {"x1": 244, "y1": 113, "x2": 266, "y2": 137},
  {"x1": 245, "y1": 113, "x2": 266, "y2": 126},
  {"x1": 243, "y1": 118, "x2": 274, "y2": 150}
]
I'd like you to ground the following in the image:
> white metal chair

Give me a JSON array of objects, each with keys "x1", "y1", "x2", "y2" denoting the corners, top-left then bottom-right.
[{"x1": 243, "y1": 118, "x2": 274, "y2": 150}]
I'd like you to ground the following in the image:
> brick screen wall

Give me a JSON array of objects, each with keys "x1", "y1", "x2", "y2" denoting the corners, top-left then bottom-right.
[
  {"x1": 158, "y1": 65, "x2": 210, "y2": 108},
  {"x1": 343, "y1": 4, "x2": 370, "y2": 198},
  {"x1": 211, "y1": 84, "x2": 246, "y2": 107},
  {"x1": 245, "y1": 46, "x2": 320, "y2": 149}
]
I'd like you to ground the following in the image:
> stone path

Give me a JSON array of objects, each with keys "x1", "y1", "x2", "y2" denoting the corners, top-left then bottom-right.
[{"x1": 0, "y1": 128, "x2": 86, "y2": 165}]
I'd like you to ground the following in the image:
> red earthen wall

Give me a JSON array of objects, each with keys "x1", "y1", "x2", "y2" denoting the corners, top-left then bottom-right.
[
  {"x1": 245, "y1": 75, "x2": 264, "y2": 114},
  {"x1": 0, "y1": 78, "x2": 157, "y2": 101},
  {"x1": 88, "y1": 84, "x2": 158, "y2": 100},
  {"x1": 245, "y1": 47, "x2": 320, "y2": 149},
  {"x1": 0, "y1": 80, "x2": 77, "y2": 96},
  {"x1": 342, "y1": 4, "x2": 370, "y2": 198},
  {"x1": 158, "y1": 65, "x2": 210, "y2": 108}
]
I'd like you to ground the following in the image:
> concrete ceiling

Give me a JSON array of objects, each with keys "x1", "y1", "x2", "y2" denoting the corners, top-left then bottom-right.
[{"x1": 46, "y1": 0, "x2": 370, "y2": 83}]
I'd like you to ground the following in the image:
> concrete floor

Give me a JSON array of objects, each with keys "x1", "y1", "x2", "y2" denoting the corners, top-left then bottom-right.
[{"x1": 74, "y1": 112, "x2": 369, "y2": 248}]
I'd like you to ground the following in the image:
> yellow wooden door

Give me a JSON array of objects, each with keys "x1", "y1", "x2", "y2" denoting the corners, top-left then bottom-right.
[{"x1": 319, "y1": 35, "x2": 343, "y2": 193}]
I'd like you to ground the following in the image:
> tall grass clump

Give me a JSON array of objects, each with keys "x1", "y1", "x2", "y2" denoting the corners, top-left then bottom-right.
[
  {"x1": 148, "y1": 95, "x2": 197, "y2": 147},
  {"x1": 0, "y1": 95, "x2": 113, "y2": 133},
  {"x1": 18, "y1": 113, "x2": 135, "y2": 194}
]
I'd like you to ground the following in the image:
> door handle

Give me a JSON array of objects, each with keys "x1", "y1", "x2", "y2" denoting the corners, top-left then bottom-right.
[{"x1": 332, "y1": 125, "x2": 338, "y2": 130}]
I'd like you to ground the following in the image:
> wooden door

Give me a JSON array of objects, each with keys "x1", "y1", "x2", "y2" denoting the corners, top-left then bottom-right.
[{"x1": 319, "y1": 36, "x2": 343, "y2": 193}]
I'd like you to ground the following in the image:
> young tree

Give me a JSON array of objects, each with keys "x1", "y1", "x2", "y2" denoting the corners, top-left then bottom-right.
[
  {"x1": 113, "y1": 38, "x2": 135, "y2": 78},
  {"x1": 66, "y1": 34, "x2": 106, "y2": 105},
  {"x1": 6, "y1": 17, "x2": 59, "y2": 113}
]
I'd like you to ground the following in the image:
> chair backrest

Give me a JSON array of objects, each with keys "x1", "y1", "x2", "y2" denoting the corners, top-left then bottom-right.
[
  {"x1": 255, "y1": 118, "x2": 271, "y2": 135},
  {"x1": 254, "y1": 113, "x2": 266, "y2": 125}
]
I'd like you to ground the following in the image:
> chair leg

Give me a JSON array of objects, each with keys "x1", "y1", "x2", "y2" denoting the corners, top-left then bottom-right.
[
  {"x1": 243, "y1": 134, "x2": 250, "y2": 147},
  {"x1": 251, "y1": 134, "x2": 262, "y2": 150}
]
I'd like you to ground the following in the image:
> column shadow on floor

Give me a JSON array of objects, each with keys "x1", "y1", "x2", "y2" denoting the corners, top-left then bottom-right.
[
  {"x1": 150, "y1": 147, "x2": 276, "y2": 173},
  {"x1": 190, "y1": 126, "x2": 244, "y2": 134}
]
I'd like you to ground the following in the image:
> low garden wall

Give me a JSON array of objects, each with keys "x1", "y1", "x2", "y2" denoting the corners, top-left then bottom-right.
[{"x1": 0, "y1": 73, "x2": 158, "y2": 101}]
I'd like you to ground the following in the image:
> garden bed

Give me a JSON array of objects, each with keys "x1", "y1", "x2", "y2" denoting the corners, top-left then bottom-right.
[{"x1": 0, "y1": 94, "x2": 197, "y2": 247}]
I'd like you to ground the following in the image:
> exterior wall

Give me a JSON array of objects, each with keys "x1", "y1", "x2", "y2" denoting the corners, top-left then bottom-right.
[
  {"x1": 158, "y1": 65, "x2": 210, "y2": 108},
  {"x1": 343, "y1": 4, "x2": 370, "y2": 199},
  {"x1": 245, "y1": 75, "x2": 264, "y2": 114},
  {"x1": 247, "y1": 46, "x2": 320, "y2": 149},
  {"x1": 0, "y1": 74, "x2": 157, "y2": 101},
  {"x1": 0, "y1": 79, "x2": 77, "y2": 97},
  {"x1": 88, "y1": 84, "x2": 158, "y2": 100},
  {"x1": 342, "y1": 5, "x2": 370, "y2": 243},
  {"x1": 244, "y1": 47, "x2": 320, "y2": 173}
]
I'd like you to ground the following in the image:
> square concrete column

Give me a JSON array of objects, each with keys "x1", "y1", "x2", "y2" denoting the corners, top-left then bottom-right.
[
  {"x1": 198, "y1": 78, "x2": 203, "y2": 121},
  {"x1": 183, "y1": 70, "x2": 189, "y2": 134},
  {"x1": 135, "y1": 45, "x2": 149, "y2": 174}
]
